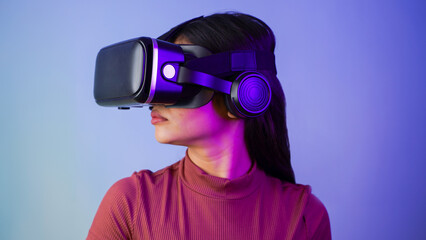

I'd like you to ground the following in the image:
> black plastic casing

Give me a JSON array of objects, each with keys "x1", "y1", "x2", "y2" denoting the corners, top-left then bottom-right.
[{"x1": 94, "y1": 37, "x2": 185, "y2": 107}]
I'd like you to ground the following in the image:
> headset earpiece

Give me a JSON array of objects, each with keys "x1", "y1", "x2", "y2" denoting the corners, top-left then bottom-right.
[{"x1": 225, "y1": 72, "x2": 271, "y2": 118}]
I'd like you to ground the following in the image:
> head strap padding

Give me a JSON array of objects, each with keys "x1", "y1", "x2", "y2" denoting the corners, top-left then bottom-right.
[{"x1": 184, "y1": 50, "x2": 277, "y2": 77}]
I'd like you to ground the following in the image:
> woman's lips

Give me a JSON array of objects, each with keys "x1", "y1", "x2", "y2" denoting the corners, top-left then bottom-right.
[{"x1": 151, "y1": 111, "x2": 168, "y2": 125}]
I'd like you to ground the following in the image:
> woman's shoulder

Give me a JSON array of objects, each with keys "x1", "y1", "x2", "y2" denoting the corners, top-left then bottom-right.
[
  {"x1": 87, "y1": 160, "x2": 183, "y2": 239},
  {"x1": 279, "y1": 181, "x2": 329, "y2": 217},
  {"x1": 263, "y1": 175, "x2": 313, "y2": 201},
  {"x1": 278, "y1": 181, "x2": 331, "y2": 239},
  {"x1": 132, "y1": 160, "x2": 181, "y2": 186},
  {"x1": 98, "y1": 160, "x2": 182, "y2": 208},
  {"x1": 107, "y1": 160, "x2": 180, "y2": 189},
  {"x1": 281, "y1": 181, "x2": 312, "y2": 194},
  {"x1": 262, "y1": 176, "x2": 331, "y2": 236}
]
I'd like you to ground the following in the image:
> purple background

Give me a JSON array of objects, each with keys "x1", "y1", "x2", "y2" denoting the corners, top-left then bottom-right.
[{"x1": 1, "y1": 0, "x2": 425, "y2": 239}]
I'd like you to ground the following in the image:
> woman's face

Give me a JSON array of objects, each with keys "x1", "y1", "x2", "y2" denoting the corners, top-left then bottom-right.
[
  {"x1": 150, "y1": 96, "x2": 243, "y2": 148},
  {"x1": 150, "y1": 36, "x2": 244, "y2": 148}
]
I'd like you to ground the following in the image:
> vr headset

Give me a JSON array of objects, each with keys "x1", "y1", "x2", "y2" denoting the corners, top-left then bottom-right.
[{"x1": 94, "y1": 37, "x2": 276, "y2": 118}]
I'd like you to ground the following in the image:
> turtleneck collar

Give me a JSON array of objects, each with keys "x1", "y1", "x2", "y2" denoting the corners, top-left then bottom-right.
[{"x1": 178, "y1": 152, "x2": 265, "y2": 199}]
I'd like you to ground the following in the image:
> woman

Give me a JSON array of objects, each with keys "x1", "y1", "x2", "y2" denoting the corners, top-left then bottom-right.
[{"x1": 88, "y1": 12, "x2": 331, "y2": 240}]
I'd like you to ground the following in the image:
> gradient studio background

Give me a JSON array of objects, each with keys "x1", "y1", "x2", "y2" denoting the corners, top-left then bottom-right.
[{"x1": 1, "y1": 0, "x2": 425, "y2": 239}]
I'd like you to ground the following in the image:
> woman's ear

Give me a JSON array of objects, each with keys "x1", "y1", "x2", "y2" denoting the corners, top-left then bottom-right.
[{"x1": 227, "y1": 111, "x2": 238, "y2": 119}]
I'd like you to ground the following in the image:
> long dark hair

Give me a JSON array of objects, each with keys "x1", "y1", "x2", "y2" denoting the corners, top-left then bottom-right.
[{"x1": 161, "y1": 12, "x2": 295, "y2": 184}]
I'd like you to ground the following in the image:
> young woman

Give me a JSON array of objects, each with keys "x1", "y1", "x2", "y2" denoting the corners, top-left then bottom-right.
[{"x1": 88, "y1": 12, "x2": 331, "y2": 240}]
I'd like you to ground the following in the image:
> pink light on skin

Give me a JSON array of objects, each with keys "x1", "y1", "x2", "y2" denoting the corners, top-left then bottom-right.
[
  {"x1": 150, "y1": 95, "x2": 252, "y2": 180},
  {"x1": 149, "y1": 35, "x2": 252, "y2": 180}
]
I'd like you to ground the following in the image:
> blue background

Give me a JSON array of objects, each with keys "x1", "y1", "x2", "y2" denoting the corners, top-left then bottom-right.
[{"x1": 1, "y1": 0, "x2": 425, "y2": 239}]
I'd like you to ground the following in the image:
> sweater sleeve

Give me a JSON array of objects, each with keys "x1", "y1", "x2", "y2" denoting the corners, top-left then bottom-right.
[
  {"x1": 304, "y1": 193, "x2": 332, "y2": 240},
  {"x1": 87, "y1": 174, "x2": 140, "y2": 240}
]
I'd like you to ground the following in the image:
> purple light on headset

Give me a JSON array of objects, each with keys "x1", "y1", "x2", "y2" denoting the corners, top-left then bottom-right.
[{"x1": 234, "y1": 72, "x2": 271, "y2": 116}]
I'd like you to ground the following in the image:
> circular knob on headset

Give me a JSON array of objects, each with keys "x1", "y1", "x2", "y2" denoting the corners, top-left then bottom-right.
[
  {"x1": 162, "y1": 64, "x2": 176, "y2": 79},
  {"x1": 226, "y1": 72, "x2": 271, "y2": 118}
]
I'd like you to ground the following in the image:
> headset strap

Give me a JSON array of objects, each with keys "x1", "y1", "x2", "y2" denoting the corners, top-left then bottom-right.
[
  {"x1": 184, "y1": 50, "x2": 277, "y2": 77},
  {"x1": 177, "y1": 67, "x2": 232, "y2": 94}
]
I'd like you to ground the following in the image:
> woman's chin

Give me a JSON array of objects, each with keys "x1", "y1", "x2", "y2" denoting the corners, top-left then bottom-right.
[
  {"x1": 155, "y1": 130, "x2": 181, "y2": 145},
  {"x1": 154, "y1": 131, "x2": 171, "y2": 144},
  {"x1": 154, "y1": 132, "x2": 192, "y2": 147}
]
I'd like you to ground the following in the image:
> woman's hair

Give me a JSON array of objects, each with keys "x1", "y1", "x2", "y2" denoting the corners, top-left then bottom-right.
[{"x1": 163, "y1": 12, "x2": 295, "y2": 184}]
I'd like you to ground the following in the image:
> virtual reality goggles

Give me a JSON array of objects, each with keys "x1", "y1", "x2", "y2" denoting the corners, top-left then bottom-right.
[{"x1": 94, "y1": 37, "x2": 276, "y2": 118}]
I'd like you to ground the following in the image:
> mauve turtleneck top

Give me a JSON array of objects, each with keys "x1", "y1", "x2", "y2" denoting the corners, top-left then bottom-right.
[{"x1": 87, "y1": 154, "x2": 331, "y2": 239}]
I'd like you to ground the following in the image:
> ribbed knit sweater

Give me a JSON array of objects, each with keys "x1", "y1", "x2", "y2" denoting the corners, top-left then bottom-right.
[{"x1": 87, "y1": 154, "x2": 331, "y2": 240}]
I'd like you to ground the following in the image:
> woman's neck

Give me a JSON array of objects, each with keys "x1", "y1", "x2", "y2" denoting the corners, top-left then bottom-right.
[{"x1": 187, "y1": 125, "x2": 252, "y2": 180}]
